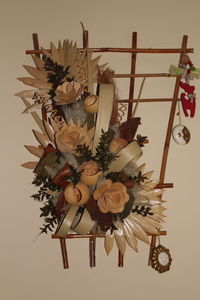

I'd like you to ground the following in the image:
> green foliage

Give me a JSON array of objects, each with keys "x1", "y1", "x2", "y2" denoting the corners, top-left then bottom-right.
[
  {"x1": 39, "y1": 201, "x2": 58, "y2": 234},
  {"x1": 95, "y1": 130, "x2": 118, "y2": 172},
  {"x1": 136, "y1": 134, "x2": 147, "y2": 147},
  {"x1": 106, "y1": 171, "x2": 146, "y2": 185},
  {"x1": 76, "y1": 144, "x2": 93, "y2": 161},
  {"x1": 31, "y1": 175, "x2": 61, "y2": 202},
  {"x1": 43, "y1": 56, "x2": 71, "y2": 99},
  {"x1": 132, "y1": 206, "x2": 153, "y2": 217},
  {"x1": 130, "y1": 171, "x2": 147, "y2": 184}
]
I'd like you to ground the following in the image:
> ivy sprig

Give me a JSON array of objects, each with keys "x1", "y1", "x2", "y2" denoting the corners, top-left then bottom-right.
[
  {"x1": 40, "y1": 201, "x2": 58, "y2": 234},
  {"x1": 132, "y1": 206, "x2": 153, "y2": 217},
  {"x1": 95, "y1": 130, "x2": 118, "y2": 172},
  {"x1": 43, "y1": 56, "x2": 71, "y2": 99}
]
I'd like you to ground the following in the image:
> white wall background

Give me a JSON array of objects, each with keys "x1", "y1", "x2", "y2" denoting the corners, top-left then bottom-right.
[{"x1": 1, "y1": 0, "x2": 200, "y2": 299}]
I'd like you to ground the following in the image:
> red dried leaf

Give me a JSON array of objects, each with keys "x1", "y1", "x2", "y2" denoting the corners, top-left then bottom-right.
[
  {"x1": 52, "y1": 164, "x2": 72, "y2": 187},
  {"x1": 85, "y1": 197, "x2": 113, "y2": 232},
  {"x1": 119, "y1": 117, "x2": 141, "y2": 142}
]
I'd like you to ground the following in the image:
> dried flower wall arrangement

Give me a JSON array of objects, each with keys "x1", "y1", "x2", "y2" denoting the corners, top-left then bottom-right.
[{"x1": 17, "y1": 28, "x2": 198, "y2": 271}]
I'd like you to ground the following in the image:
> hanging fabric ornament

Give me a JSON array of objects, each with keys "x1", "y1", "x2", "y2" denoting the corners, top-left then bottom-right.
[{"x1": 172, "y1": 99, "x2": 191, "y2": 145}]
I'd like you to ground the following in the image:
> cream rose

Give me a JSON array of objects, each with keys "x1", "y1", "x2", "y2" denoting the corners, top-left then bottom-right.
[
  {"x1": 93, "y1": 179, "x2": 129, "y2": 214},
  {"x1": 55, "y1": 81, "x2": 83, "y2": 105},
  {"x1": 55, "y1": 124, "x2": 90, "y2": 154}
]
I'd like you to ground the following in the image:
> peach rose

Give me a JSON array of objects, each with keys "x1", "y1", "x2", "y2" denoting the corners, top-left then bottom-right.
[
  {"x1": 80, "y1": 161, "x2": 102, "y2": 185},
  {"x1": 109, "y1": 138, "x2": 128, "y2": 153},
  {"x1": 64, "y1": 182, "x2": 90, "y2": 206},
  {"x1": 55, "y1": 124, "x2": 91, "y2": 154},
  {"x1": 93, "y1": 179, "x2": 129, "y2": 214}
]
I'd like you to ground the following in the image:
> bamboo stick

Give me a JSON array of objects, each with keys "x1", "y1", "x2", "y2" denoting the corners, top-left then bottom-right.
[
  {"x1": 127, "y1": 32, "x2": 137, "y2": 120},
  {"x1": 148, "y1": 235, "x2": 157, "y2": 266},
  {"x1": 52, "y1": 231, "x2": 167, "y2": 239},
  {"x1": 32, "y1": 33, "x2": 40, "y2": 58},
  {"x1": 116, "y1": 98, "x2": 178, "y2": 103},
  {"x1": 59, "y1": 238, "x2": 69, "y2": 269},
  {"x1": 156, "y1": 183, "x2": 173, "y2": 189},
  {"x1": 114, "y1": 73, "x2": 179, "y2": 78},
  {"x1": 89, "y1": 236, "x2": 96, "y2": 268},
  {"x1": 159, "y1": 35, "x2": 188, "y2": 184},
  {"x1": 26, "y1": 47, "x2": 193, "y2": 55},
  {"x1": 118, "y1": 251, "x2": 124, "y2": 267}
]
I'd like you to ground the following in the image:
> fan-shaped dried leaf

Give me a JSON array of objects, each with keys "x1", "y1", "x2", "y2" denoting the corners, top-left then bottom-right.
[
  {"x1": 130, "y1": 214, "x2": 159, "y2": 235},
  {"x1": 22, "y1": 102, "x2": 42, "y2": 113},
  {"x1": 17, "y1": 77, "x2": 52, "y2": 89},
  {"x1": 21, "y1": 98, "x2": 46, "y2": 134},
  {"x1": 139, "y1": 188, "x2": 163, "y2": 198},
  {"x1": 21, "y1": 161, "x2": 38, "y2": 169},
  {"x1": 43, "y1": 120, "x2": 55, "y2": 142},
  {"x1": 143, "y1": 171, "x2": 154, "y2": 181},
  {"x1": 114, "y1": 227, "x2": 126, "y2": 255},
  {"x1": 51, "y1": 42, "x2": 62, "y2": 65},
  {"x1": 142, "y1": 179, "x2": 159, "y2": 189},
  {"x1": 104, "y1": 230, "x2": 114, "y2": 255},
  {"x1": 23, "y1": 65, "x2": 48, "y2": 81},
  {"x1": 31, "y1": 55, "x2": 45, "y2": 70},
  {"x1": 123, "y1": 219, "x2": 138, "y2": 252},
  {"x1": 24, "y1": 145, "x2": 44, "y2": 158},
  {"x1": 126, "y1": 217, "x2": 150, "y2": 244},
  {"x1": 41, "y1": 47, "x2": 51, "y2": 59},
  {"x1": 32, "y1": 129, "x2": 51, "y2": 147}
]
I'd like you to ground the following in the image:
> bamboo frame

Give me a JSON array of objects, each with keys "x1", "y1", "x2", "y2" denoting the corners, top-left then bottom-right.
[
  {"x1": 26, "y1": 47, "x2": 193, "y2": 55},
  {"x1": 29, "y1": 31, "x2": 192, "y2": 269}
]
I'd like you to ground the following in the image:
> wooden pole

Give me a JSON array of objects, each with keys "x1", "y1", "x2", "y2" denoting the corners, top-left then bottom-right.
[
  {"x1": 89, "y1": 236, "x2": 96, "y2": 267},
  {"x1": 59, "y1": 238, "x2": 69, "y2": 269},
  {"x1": 26, "y1": 47, "x2": 193, "y2": 55},
  {"x1": 127, "y1": 32, "x2": 137, "y2": 120},
  {"x1": 118, "y1": 251, "x2": 124, "y2": 267},
  {"x1": 114, "y1": 73, "x2": 179, "y2": 78},
  {"x1": 32, "y1": 33, "x2": 40, "y2": 58},
  {"x1": 159, "y1": 35, "x2": 188, "y2": 184},
  {"x1": 148, "y1": 235, "x2": 157, "y2": 266},
  {"x1": 116, "y1": 98, "x2": 178, "y2": 103}
]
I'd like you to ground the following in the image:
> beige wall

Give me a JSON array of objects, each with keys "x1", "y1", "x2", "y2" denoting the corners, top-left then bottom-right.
[{"x1": 1, "y1": 0, "x2": 200, "y2": 299}]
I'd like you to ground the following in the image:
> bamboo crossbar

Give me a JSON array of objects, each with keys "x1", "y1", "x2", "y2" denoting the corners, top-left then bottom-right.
[
  {"x1": 114, "y1": 73, "x2": 179, "y2": 78},
  {"x1": 52, "y1": 231, "x2": 167, "y2": 239},
  {"x1": 26, "y1": 47, "x2": 193, "y2": 55},
  {"x1": 116, "y1": 98, "x2": 178, "y2": 103}
]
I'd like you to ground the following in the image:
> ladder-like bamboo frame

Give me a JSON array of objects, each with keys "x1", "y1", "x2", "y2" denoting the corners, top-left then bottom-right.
[{"x1": 26, "y1": 31, "x2": 192, "y2": 269}]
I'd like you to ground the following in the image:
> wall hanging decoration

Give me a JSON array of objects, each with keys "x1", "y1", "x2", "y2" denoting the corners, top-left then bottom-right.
[{"x1": 16, "y1": 26, "x2": 198, "y2": 271}]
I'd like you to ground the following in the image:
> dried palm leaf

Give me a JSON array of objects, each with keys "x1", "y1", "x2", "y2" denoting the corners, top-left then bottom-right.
[
  {"x1": 22, "y1": 102, "x2": 42, "y2": 113},
  {"x1": 24, "y1": 145, "x2": 44, "y2": 158},
  {"x1": 126, "y1": 217, "x2": 150, "y2": 244},
  {"x1": 17, "y1": 77, "x2": 52, "y2": 90},
  {"x1": 114, "y1": 227, "x2": 126, "y2": 255},
  {"x1": 21, "y1": 161, "x2": 38, "y2": 169},
  {"x1": 31, "y1": 55, "x2": 45, "y2": 70},
  {"x1": 23, "y1": 65, "x2": 48, "y2": 81},
  {"x1": 15, "y1": 89, "x2": 48, "y2": 99},
  {"x1": 32, "y1": 129, "x2": 51, "y2": 147},
  {"x1": 104, "y1": 230, "x2": 114, "y2": 255},
  {"x1": 21, "y1": 98, "x2": 46, "y2": 134},
  {"x1": 130, "y1": 214, "x2": 159, "y2": 235},
  {"x1": 43, "y1": 120, "x2": 55, "y2": 142},
  {"x1": 122, "y1": 219, "x2": 138, "y2": 252},
  {"x1": 50, "y1": 42, "x2": 62, "y2": 65}
]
